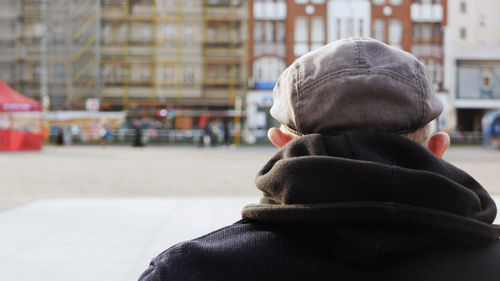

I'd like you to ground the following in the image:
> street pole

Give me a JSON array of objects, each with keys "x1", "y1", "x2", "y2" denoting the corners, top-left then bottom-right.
[
  {"x1": 234, "y1": 95, "x2": 242, "y2": 147},
  {"x1": 40, "y1": 0, "x2": 50, "y2": 144}
]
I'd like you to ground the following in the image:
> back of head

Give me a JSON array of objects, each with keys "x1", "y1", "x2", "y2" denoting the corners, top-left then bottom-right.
[{"x1": 271, "y1": 37, "x2": 443, "y2": 140}]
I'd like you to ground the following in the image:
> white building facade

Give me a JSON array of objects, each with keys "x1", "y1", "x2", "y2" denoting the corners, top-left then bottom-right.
[
  {"x1": 444, "y1": 0, "x2": 500, "y2": 131},
  {"x1": 327, "y1": 0, "x2": 371, "y2": 42}
]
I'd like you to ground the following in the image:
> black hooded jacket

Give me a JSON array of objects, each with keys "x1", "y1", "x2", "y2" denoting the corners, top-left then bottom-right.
[{"x1": 139, "y1": 132, "x2": 500, "y2": 281}]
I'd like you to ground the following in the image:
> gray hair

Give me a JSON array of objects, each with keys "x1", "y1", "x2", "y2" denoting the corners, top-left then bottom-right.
[{"x1": 280, "y1": 123, "x2": 431, "y2": 147}]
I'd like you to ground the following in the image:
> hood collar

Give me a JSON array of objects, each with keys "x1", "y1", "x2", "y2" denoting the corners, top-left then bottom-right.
[{"x1": 243, "y1": 132, "x2": 500, "y2": 265}]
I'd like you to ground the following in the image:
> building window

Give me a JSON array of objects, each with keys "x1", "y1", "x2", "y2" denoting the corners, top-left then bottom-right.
[
  {"x1": 479, "y1": 15, "x2": 486, "y2": 27},
  {"x1": 163, "y1": 65, "x2": 175, "y2": 86},
  {"x1": 336, "y1": 18, "x2": 341, "y2": 40},
  {"x1": 53, "y1": 25, "x2": 65, "y2": 44},
  {"x1": 141, "y1": 65, "x2": 151, "y2": 82},
  {"x1": 295, "y1": 0, "x2": 308, "y2": 4},
  {"x1": 421, "y1": 23, "x2": 431, "y2": 40},
  {"x1": 311, "y1": 17, "x2": 325, "y2": 50},
  {"x1": 373, "y1": 0, "x2": 385, "y2": 5},
  {"x1": 141, "y1": 24, "x2": 152, "y2": 42},
  {"x1": 163, "y1": 23, "x2": 176, "y2": 39},
  {"x1": 389, "y1": 19, "x2": 402, "y2": 49},
  {"x1": 164, "y1": 0, "x2": 175, "y2": 6},
  {"x1": 276, "y1": 22, "x2": 285, "y2": 42},
  {"x1": 413, "y1": 24, "x2": 420, "y2": 39},
  {"x1": 345, "y1": 18, "x2": 354, "y2": 38},
  {"x1": 433, "y1": 23, "x2": 441, "y2": 38},
  {"x1": 183, "y1": 27, "x2": 194, "y2": 46},
  {"x1": 162, "y1": 23, "x2": 176, "y2": 46},
  {"x1": 183, "y1": 66, "x2": 194, "y2": 86},
  {"x1": 102, "y1": 25, "x2": 111, "y2": 44},
  {"x1": 389, "y1": 0, "x2": 402, "y2": 5},
  {"x1": 373, "y1": 19, "x2": 385, "y2": 42},
  {"x1": 425, "y1": 60, "x2": 437, "y2": 84},
  {"x1": 460, "y1": 1, "x2": 466, "y2": 13},
  {"x1": 359, "y1": 19, "x2": 364, "y2": 37},
  {"x1": 254, "y1": 21, "x2": 263, "y2": 42},
  {"x1": 33, "y1": 65, "x2": 41, "y2": 81},
  {"x1": 119, "y1": 24, "x2": 126, "y2": 43},
  {"x1": 265, "y1": 21, "x2": 274, "y2": 43},
  {"x1": 253, "y1": 57, "x2": 286, "y2": 82},
  {"x1": 101, "y1": 65, "x2": 111, "y2": 82},
  {"x1": 294, "y1": 17, "x2": 308, "y2": 56},
  {"x1": 460, "y1": 27, "x2": 467, "y2": 39}
]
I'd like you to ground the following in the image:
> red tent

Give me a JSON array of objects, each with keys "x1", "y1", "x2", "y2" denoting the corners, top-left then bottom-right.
[{"x1": 0, "y1": 81, "x2": 43, "y2": 151}]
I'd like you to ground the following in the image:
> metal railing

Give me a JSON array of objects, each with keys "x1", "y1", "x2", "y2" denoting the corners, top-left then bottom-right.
[{"x1": 450, "y1": 131, "x2": 483, "y2": 145}]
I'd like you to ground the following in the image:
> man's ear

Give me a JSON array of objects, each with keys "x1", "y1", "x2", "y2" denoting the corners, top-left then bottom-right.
[
  {"x1": 426, "y1": 132, "x2": 450, "y2": 158},
  {"x1": 268, "y1": 127, "x2": 295, "y2": 148}
]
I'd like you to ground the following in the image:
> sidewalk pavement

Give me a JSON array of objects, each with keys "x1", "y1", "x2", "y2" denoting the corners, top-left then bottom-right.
[
  {"x1": 0, "y1": 197, "x2": 258, "y2": 281},
  {"x1": 1, "y1": 196, "x2": 500, "y2": 281}
]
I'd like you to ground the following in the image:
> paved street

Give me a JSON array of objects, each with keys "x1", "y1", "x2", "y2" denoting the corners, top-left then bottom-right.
[
  {"x1": 0, "y1": 145, "x2": 272, "y2": 211},
  {"x1": 1, "y1": 144, "x2": 499, "y2": 211},
  {"x1": 0, "y1": 144, "x2": 499, "y2": 281}
]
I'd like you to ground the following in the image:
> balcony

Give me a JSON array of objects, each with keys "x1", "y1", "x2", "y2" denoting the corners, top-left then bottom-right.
[
  {"x1": 156, "y1": 88, "x2": 203, "y2": 99},
  {"x1": 0, "y1": 3, "x2": 20, "y2": 18},
  {"x1": 0, "y1": 49, "x2": 16, "y2": 62},
  {"x1": 411, "y1": 3, "x2": 443, "y2": 23},
  {"x1": 411, "y1": 44, "x2": 442, "y2": 59},
  {"x1": 253, "y1": 42, "x2": 285, "y2": 58},
  {"x1": 253, "y1": 1, "x2": 286, "y2": 20},
  {"x1": 204, "y1": 6, "x2": 247, "y2": 21},
  {"x1": 20, "y1": 3, "x2": 42, "y2": 18},
  {"x1": 204, "y1": 88, "x2": 245, "y2": 100},
  {"x1": 101, "y1": 6, "x2": 125, "y2": 21}
]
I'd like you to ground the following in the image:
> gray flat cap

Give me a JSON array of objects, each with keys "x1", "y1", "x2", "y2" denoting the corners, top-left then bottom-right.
[{"x1": 271, "y1": 37, "x2": 443, "y2": 136}]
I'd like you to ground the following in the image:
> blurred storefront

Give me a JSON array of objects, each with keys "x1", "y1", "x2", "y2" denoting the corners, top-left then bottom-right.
[
  {"x1": 444, "y1": 0, "x2": 500, "y2": 133},
  {"x1": 0, "y1": 81, "x2": 42, "y2": 151}
]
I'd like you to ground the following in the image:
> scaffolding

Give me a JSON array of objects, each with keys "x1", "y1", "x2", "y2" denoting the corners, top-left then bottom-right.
[
  {"x1": 99, "y1": 0, "x2": 205, "y2": 111},
  {"x1": 0, "y1": 0, "x2": 100, "y2": 111},
  {"x1": 202, "y1": 0, "x2": 248, "y2": 107},
  {"x1": 0, "y1": 0, "x2": 20, "y2": 87},
  {"x1": 0, "y1": 0, "x2": 249, "y2": 117},
  {"x1": 66, "y1": 0, "x2": 101, "y2": 109}
]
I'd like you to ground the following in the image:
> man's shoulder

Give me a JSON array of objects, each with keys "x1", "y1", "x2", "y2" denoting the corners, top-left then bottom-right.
[
  {"x1": 138, "y1": 219, "x2": 284, "y2": 281},
  {"x1": 139, "y1": 219, "x2": 500, "y2": 281}
]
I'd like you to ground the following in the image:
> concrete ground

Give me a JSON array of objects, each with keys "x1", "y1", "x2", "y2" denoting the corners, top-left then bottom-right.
[
  {"x1": 0, "y1": 198, "x2": 257, "y2": 281},
  {"x1": 1, "y1": 145, "x2": 499, "y2": 211},
  {"x1": 0, "y1": 145, "x2": 271, "y2": 211},
  {"x1": 0, "y1": 144, "x2": 499, "y2": 281}
]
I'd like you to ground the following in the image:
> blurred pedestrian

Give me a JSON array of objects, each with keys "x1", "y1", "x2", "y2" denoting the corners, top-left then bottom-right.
[
  {"x1": 99, "y1": 123, "x2": 113, "y2": 146},
  {"x1": 132, "y1": 119, "x2": 144, "y2": 147},
  {"x1": 222, "y1": 119, "x2": 230, "y2": 145}
]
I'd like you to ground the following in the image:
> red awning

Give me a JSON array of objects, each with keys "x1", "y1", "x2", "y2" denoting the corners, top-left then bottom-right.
[{"x1": 0, "y1": 81, "x2": 41, "y2": 112}]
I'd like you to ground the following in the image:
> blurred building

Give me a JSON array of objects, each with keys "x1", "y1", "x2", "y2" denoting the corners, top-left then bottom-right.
[
  {"x1": 328, "y1": 0, "x2": 371, "y2": 42},
  {"x1": 247, "y1": 0, "x2": 328, "y2": 138},
  {"x1": 287, "y1": 0, "x2": 327, "y2": 64},
  {"x1": 370, "y1": 0, "x2": 445, "y2": 92},
  {"x1": 248, "y1": 0, "x2": 328, "y2": 89},
  {"x1": 0, "y1": 1, "x2": 18, "y2": 89},
  {"x1": 371, "y1": 0, "x2": 410, "y2": 51},
  {"x1": 100, "y1": 0, "x2": 248, "y2": 116},
  {"x1": 444, "y1": 0, "x2": 500, "y2": 132},
  {"x1": 0, "y1": 0, "x2": 100, "y2": 111},
  {"x1": 246, "y1": 0, "x2": 447, "y2": 136},
  {"x1": 0, "y1": 0, "x2": 248, "y2": 129}
]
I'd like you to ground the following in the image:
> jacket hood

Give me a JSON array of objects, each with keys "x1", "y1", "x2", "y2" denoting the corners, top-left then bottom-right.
[{"x1": 242, "y1": 132, "x2": 500, "y2": 265}]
